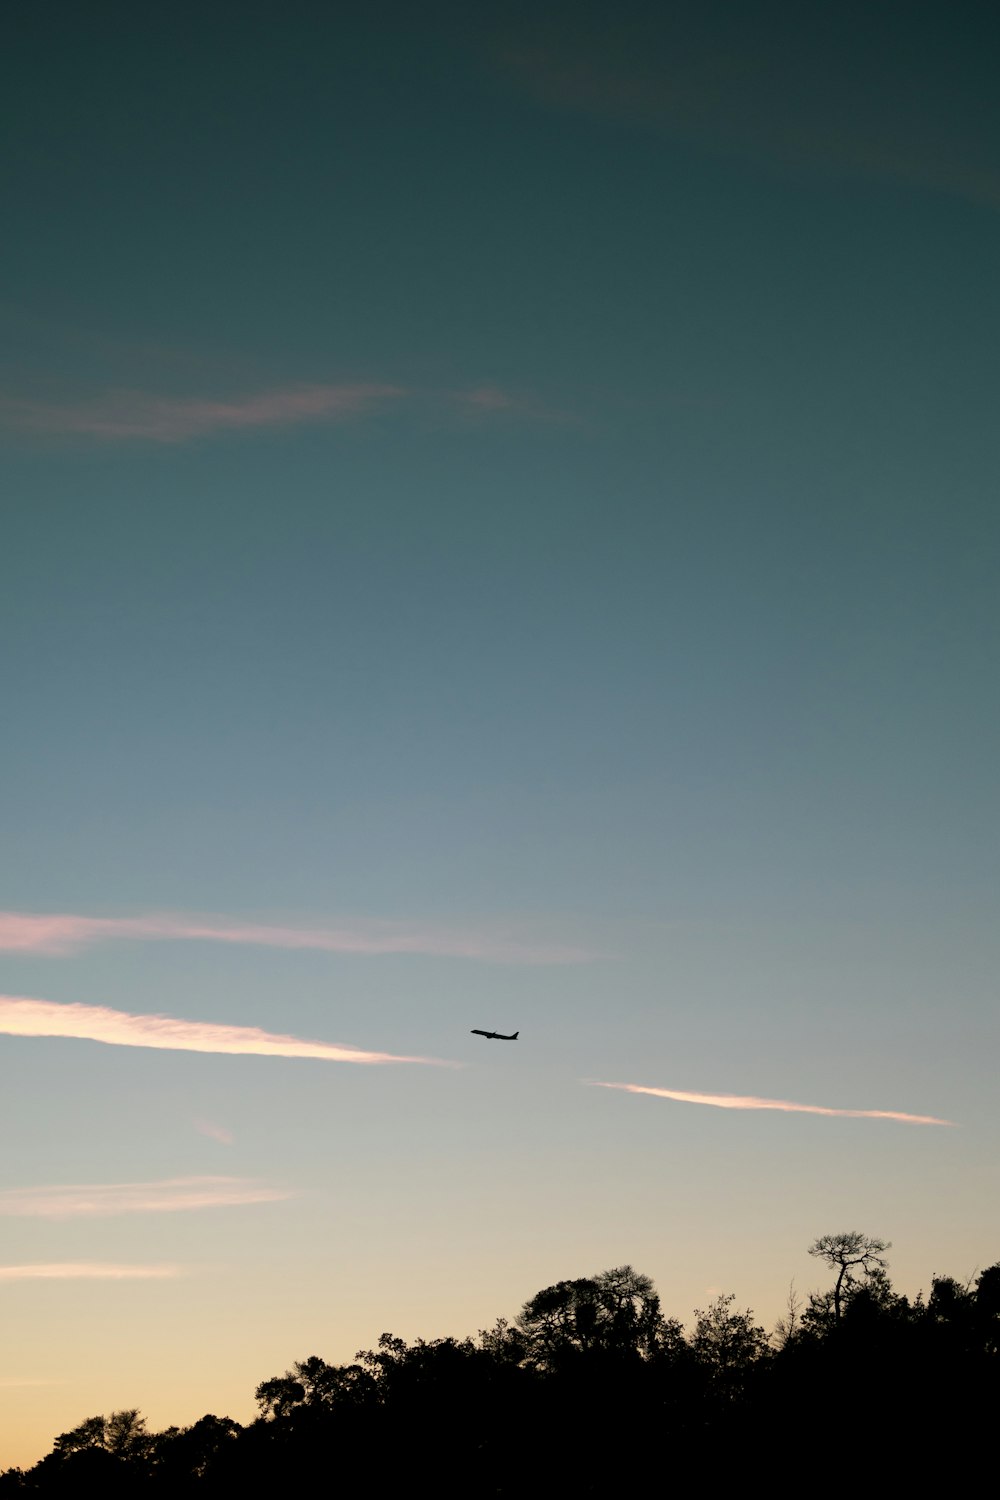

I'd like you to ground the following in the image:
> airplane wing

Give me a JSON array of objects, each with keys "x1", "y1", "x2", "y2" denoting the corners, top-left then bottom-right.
[{"x1": 470, "y1": 1029, "x2": 492, "y2": 1038}]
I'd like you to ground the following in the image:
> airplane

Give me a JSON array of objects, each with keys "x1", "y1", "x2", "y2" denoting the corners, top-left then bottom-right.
[{"x1": 470, "y1": 1028, "x2": 519, "y2": 1041}]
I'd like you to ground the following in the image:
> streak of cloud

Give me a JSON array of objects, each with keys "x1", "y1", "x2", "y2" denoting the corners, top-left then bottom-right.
[
  {"x1": 0, "y1": 910, "x2": 594, "y2": 964},
  {"x1": 502, "y1": 37, "x2": 1000, "y2": 212},
  {"x1": 0, "y1": 380, "x2": 565, "y2": 444},
  {"x1": 459, "y1": 385, "x2": 518, "y2": 412},
  {"x1": 0, "y1": 1177, "x2": 291, "y2": 1218},
  {"x1": 0, "y1": 384, "x2": 404, "y2": 441},
  {"x1": 0, "y1": 1264, "x2": 180, "y2": 1281},
  {"x1": 451, "y1": 385, "x2": 572, "y2": 423},
  {"x1": 590, "y1": 1081, "x2": 956, "y2": 1126},
  {"x1": 0, "y1": 995, "x2": 454, "y2": 1067},
  {"x1": 194, "y1": 1119, "x2": 234, "y2": 1146}
]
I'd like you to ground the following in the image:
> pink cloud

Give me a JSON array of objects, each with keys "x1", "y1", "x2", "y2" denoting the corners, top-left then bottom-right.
[
  {"x1": 0, "y1": 910, "x2": 594, "y2": 964},
  {"x1": 0, "y1": 384, "x2": 404, "y2": 442},
  {"x1": 0, "y1": 378, "x2": 581, "y2": 443},
  {"x1": 458, "y1": 385, "x2": 518, "y2": 412},
  {"x1": 0, "y1": 1176, "x2": 290, "y2": 1217},
  {"x1": 590, "y1": 1081, "x2": 955, "y2": 1126},
  {"x1": 0, "y1": 995, "x2": 454, "y2": 1066},
  {"x1": 195, "y1": 1119, "x2": 234, "y2": 1146},
  {"x1": 0, "y1": 1264, "x2": 179, "y2": 1281}
]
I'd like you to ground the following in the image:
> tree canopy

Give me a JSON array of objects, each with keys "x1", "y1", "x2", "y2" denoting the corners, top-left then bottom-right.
[{"x1": 3, "y1": 1237, "x2": 998, "y2": 1496}]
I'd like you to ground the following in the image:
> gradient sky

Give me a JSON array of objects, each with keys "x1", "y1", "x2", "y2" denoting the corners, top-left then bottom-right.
[{"x1": 2, "y1": 0, "x2": 998, "y2": 1470}]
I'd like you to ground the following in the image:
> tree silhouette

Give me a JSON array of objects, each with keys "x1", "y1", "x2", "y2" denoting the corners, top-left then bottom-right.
[
  {"x1": 515, "y1": 1264, "x2": 678, "y2": 1367},
  {"x1": 771, "y1": 1280, "x2": 802, "y2": 1350},
  {"x1": 11, "y1": 1245, "x2": 999, "y2": 1495},
  {"x1": 50, "y1": 1416, "x2": 107, "y2": 1456},
  {"x1": 103, "y1": 1410, "x2": 149, "y2": 1461},
  {"x1": 808, "y1": 1232, "x2": 890, "y2": 1327},
  {"x1": 691, "y1": 1293, "x2": 769, "y2": 1397},
  {"x1": 152, "y1": 1414, "x2": 241, "y2": 1486}
]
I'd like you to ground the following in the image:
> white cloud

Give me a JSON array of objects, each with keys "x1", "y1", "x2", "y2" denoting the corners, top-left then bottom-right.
[
  {"x1": 0, "y1": 1264, "x2": 180, "y2": 1281},
  {"x1": 0, "y1": 1176, "x2": 292, "y2": 1218},
  {"x1": 590, "y1": 1080, "x2": 955, "y2": 1125},
  {"x1": 0, "y1": 994, "x2": 453, "y2": 1066}
]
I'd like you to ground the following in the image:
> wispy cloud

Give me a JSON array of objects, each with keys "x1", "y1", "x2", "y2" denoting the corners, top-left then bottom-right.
[
  {"x1": 0, "y1": 384, "x2": 404, "y2": 441},
  {"x1": 590, "y1": 1081, "x2": 955, "y2": 1126},
  {"x1": 451, "y1": 385, "x2": 572, "y2": 423},
  {"x1": 194, "y1": 1119, "x2": 234, "y2": 1146},
  {"x1": 0, "y1": 910, "x2": 594, "y2": 964},
  {"x1": 0, "y1": 1264, "x2": 180, "y2": 1281},
  {"x1": 0, "y1": 995, "x2": 454, "y2": 1066},
  {"x1": 0, "y1": 1177, "x2": 291, "y2": 1218},
  {"x1": 502, "y1": 40, "x2": 1000, "y2": 212},
  {"x1": 0, "y1": 380, "x2": 565, "y2": 444},
  {"x1": 458, "y1": 385, "x2": 518, "y2": 412}
]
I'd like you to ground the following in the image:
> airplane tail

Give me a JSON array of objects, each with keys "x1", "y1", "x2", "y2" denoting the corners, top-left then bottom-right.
[{"x1": 513, "y1": 1031, "x2": 519, "y2": 1039}]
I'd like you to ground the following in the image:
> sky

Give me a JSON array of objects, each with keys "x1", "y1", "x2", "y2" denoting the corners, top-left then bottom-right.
[{"x1": 2, "y1": 0, "x2": 999, "y2": 1468}]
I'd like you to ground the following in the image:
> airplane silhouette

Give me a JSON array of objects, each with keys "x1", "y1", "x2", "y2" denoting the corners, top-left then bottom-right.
[{"x1": 470, "y1": 1028, "x2": 519, "y2": 1041}]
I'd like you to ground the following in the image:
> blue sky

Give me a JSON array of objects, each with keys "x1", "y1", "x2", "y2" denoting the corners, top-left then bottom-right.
[{"x1": 2, "y1": 0, "x2": 998, "y2": 1468}]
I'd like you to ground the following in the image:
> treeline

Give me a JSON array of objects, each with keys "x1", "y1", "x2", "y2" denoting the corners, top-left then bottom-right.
[{"x1": 3, "y1": 1235, "x2": 998, "y2": 1495}]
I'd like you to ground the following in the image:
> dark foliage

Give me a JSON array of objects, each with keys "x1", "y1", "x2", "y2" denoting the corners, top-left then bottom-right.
[{"x1": 5, "y1": 1243, "x2": 998, "y2": 1496}]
